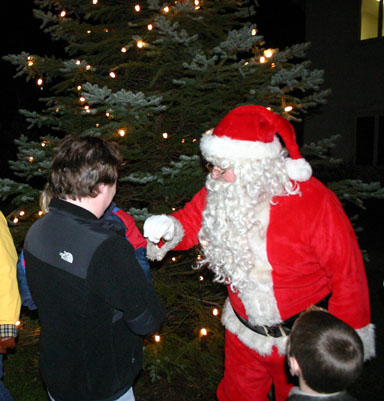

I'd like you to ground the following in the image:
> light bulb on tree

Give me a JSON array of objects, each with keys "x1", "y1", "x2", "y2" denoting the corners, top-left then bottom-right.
[
  {"x1": 118, "y1": 129, "x2": 126, "y2": 137},
  {"x1": 109, "y1": 71, "x2": 116, "y2": 79},
  {"x1": 147, "y1": 24, "x2": 153, "y2": 31},
  {"x1": 284, "y1": 105, "x2": 293, "y2": 112},
  {"x1": 200, "y1": 328, "x2": 208, "y2": 336},
  {"x1": 134, "y1": 4, "x2": 141, "y2": 12},
  {"x1": 60, "y1": 10, "x2": 66, "y2": 17}
]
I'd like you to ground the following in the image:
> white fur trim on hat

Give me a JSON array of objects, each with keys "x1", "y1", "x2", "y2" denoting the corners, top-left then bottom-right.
[
  {"x1": 285, "y1": 157, "x2": 312, "y2": 182},
  {"x1": 200, "y1": 133, "x2": 282, "y2": 161}
]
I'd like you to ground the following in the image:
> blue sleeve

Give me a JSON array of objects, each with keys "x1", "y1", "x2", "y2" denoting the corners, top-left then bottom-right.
[
  {"x1": 16, "y1": 250, "x2": 37, "y2": 310},
  {"x1": 135, "y1": 247, "x2": 152, "y2": 284}
]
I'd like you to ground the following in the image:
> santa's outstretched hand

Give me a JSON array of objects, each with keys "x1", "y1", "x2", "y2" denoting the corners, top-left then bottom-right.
[{"x1": 144, "y1": 214, "x2": 175, "y2": 243}]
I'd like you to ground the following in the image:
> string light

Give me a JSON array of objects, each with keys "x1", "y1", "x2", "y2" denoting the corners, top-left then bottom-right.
[
  {"x1": 96, "y1": 123, "x2": 100, "y2": 127},
  {"x1": 199, "y1": 276, "x2": 204, "y2": 282},
  {"x1": 92, "y1": 0, "x2": 98, "y2": 4},
  {"x1": 109, "y1": 71, "x2": 116, "y2": 78},
  {"x1": 284, "y1": 105, "x2": 293, "y2": 112},
  {"x1": 106, "y1": 112, "x2": 111, "y2": 117},
  {"x1": 118, "y1": 129, "x2": 126, "y2": 137},
  {"x1": 134, "y1": 4, "x2": 141, "y2": 12},
  {"x1": 28, "y1": 156, "x2": 34, "y2": 163},
  {"x1": 163, "y1": 6, "x2": 170, "y2": 13},
  {"x1": 86, "y1": 65, "x2": 91, "y2": 70},
  {"x1": 181, "y1": 138, "x2": 185, "y2": 143},
  {"x1": 13, "y1": 217, "x2": 19, "y2": 224},
  {"x1": 194, "y1": 0, "x2": 200, "y2": 9},
  {"x1": 87, "y1": 30, "x2": 92, "y2": 34},
  {"x1": 56, "y1": 108, "x2": 60, "y2": 113},
  {"x1": 212, "y1": 308, "x2": 219, "y2": 316},
  {"x1": 136, "y1": 40, "x2": 144, "y2": 48},
  {"x1": 264, "y1": 49, "x2": 274, "y2": 58},
  {"x1": 192, "y1": 138, "x2": 197, "y2": 142},
  {"x1": 41, "y1": 140, "x2": 48, "y2": 147},
  {"x1": 200, "y1": 328, "x2": 208, "y2": 336},
  {"x1": 147, "y1": 23, "x2": 153, "y2": 31},
  {"x1": 19, "y1": 210, "x2": 25, "y2": 217},
  {"x1": 251, "y1": 28, "x2": 257, "y2": 36},
  {"x1": 162, "y1": 132, "x2": 169, "y2": 139},
  {"x1": 27, "y1": 57, "x2": 34, "y2": 66},
  {"x1": 77, "y1": 85, "x2": 82, "y2": 91},
  {"x1": 171, "y1": 257, "x2": 177, "y2": 262},
  {"x1": 121, "y1": 46, "x2": 127, "y2": 53},
  {"x1": 38, "y1": 211, "x2": 44, "y2": 216},
  {"x1": 84, "y1": 105, "x2": 90, "y2": 111},
  {"x1": 15, "y1": 320, "x2": 21, "y2": 327},
  {"x1": 76, "y1": 60, "x2": 81, "y2": 65},
  {"x1": 36, "y1": 78, "x2": 44, "y2": 86},
  {"x1": 259, "y1": 56, "x2": 266, "y2": 63},
  {"x1": 154, "y1": 334, "x2": 161, "y2": 342},
  {"x1": 59, "y1": 10, "x2": 66, "y2": 17}
]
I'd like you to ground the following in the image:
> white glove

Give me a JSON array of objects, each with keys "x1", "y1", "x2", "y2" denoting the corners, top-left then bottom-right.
[{"x1": 144, "y1": 215, "x2": 175, "y2": 244}]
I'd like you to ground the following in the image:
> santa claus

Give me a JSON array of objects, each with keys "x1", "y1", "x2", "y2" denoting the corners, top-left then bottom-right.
[{"x1": 144, "y1": 105, "x2": 375, "y2": 401}]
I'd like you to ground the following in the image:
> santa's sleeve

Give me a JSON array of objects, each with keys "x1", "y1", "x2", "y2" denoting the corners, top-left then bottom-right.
[
  {"x1": 312, "y1": 189, "x2": 375, "y2": 360},
  {"x1": 169, "y1": 187, "x2": 207, "y2": 250}
]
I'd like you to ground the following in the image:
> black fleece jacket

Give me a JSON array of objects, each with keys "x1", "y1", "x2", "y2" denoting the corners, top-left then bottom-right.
[{"x1": 24, "y1": 199, "x2": 165, "y2": 401}]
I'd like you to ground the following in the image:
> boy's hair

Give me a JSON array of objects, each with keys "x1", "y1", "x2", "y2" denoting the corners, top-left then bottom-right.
[
  {"x1": 288, "y1": 308, "x2": 363, "y2": 394},
  {"x1": 48, "y1": 135, "x2": 122, "y2": 200}
]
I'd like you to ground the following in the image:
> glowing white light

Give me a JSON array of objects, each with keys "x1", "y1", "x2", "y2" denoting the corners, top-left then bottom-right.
[
  {"x1": 118, "y1": 129, "x2": 126, "y2": 137},
  {"x1": 284, "y1": 105, "x2": 293, "y2": 112},
  {"x1": 109, "y1": 71, "x2": 116, "y2": 78},
  {"x1": 200, "y1": 328, "x2": 208, "y2": 336},
  {"x1": 134, "y1": 4, "x2": 141, "y2": 12}
]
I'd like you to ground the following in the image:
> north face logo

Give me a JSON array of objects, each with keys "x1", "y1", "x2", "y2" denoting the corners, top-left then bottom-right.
[{"x1": 59, "y1": 251, "x2": 73, "y2": 264}]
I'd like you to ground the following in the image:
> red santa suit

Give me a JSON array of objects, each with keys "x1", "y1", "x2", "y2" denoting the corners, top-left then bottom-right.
[{"x1": 145, "y1": 106, "x2": 375, "y2": 401}]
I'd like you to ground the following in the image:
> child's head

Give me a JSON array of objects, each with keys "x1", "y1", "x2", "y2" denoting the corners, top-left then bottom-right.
[{"x1": 287, "y1": 307, "x2": 364, "y2": 394}]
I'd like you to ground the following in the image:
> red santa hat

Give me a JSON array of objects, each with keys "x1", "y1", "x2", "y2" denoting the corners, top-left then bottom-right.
[{"x1": 200, "y1": 105, "x2": 312, "y2": 182}]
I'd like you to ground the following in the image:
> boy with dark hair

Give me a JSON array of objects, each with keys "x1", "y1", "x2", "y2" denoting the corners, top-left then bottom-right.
[
  {"x1": 287, "y1": 308, "x2": 364, "y2": 401},
  {"x1": 23, "y1": 135, "x2": 165, "y2": 401}
]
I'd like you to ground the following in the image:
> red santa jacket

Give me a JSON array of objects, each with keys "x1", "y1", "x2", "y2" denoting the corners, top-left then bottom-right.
[{"x1": 170, "y1": 177, "x2": 374, "y2": 358}]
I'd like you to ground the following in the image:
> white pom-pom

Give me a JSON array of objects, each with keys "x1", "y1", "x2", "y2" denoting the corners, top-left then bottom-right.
[{"x1": 285, "y1": 158, "x2": 312, "y2": 182}]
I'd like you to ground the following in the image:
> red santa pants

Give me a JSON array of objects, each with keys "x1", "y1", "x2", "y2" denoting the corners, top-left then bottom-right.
[{"x1": 217, "y1": 330, "x2": 292, "y2": 401}]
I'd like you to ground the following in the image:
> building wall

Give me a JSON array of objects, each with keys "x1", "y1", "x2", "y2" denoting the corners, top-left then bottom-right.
[{"x1": 304, "y1": 0, "x2": 384, "y2": 164}]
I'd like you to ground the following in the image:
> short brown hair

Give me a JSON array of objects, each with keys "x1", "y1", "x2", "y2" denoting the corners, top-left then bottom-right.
[
  {"x1": 288, "y1": 309, "x2": 363, "y2": 393},
  {"x1": 48, "y1": 135, "x2": 122, "y2": 200}
]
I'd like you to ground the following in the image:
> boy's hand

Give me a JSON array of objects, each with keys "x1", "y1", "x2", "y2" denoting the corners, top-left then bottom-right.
[{"x1": 0, "y1": 337, "x2": 16, "y2": 354}]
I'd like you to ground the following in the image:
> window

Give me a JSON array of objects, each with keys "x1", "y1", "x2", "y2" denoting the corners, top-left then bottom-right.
[
  {"x1": 361, "y1": 0, "x2": 384, "y2": 40},
  {"x1": 355, "y1": 114, "x2": 384, "y2": 165}
]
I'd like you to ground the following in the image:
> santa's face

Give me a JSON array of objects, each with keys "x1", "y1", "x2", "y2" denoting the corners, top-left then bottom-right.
[{"x1": 210, "y1": 165, "x2": 236, "y2": 182}]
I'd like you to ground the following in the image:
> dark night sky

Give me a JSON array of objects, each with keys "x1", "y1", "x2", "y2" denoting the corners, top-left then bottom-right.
[{"x1": 0, "y1": 0, "x2": 305, "y2": 176}]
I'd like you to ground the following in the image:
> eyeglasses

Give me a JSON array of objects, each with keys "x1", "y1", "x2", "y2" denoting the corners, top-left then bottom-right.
[{"x1": 206, "y1": 163, "x2": 230, "y2": 176}]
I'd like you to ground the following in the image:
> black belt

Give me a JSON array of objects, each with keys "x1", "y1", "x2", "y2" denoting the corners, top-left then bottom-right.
[{"x1": 232, "y1": 293, "x2": 331, "y2": 338}]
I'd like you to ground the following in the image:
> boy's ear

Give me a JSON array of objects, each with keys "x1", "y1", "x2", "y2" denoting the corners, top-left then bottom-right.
[{"x1": 288, "y1": 356, "x2": 301, "y2": 377}]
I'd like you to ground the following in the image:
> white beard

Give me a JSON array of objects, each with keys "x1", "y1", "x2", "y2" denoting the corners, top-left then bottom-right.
[{"x1": 198, "y1": 156, "x2": 300, "y2": 327}]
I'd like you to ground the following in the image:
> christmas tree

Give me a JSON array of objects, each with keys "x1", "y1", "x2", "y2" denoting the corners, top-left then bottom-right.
[{"x1": 1, "y1": 1, "x2": 382, "y2": 399}]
